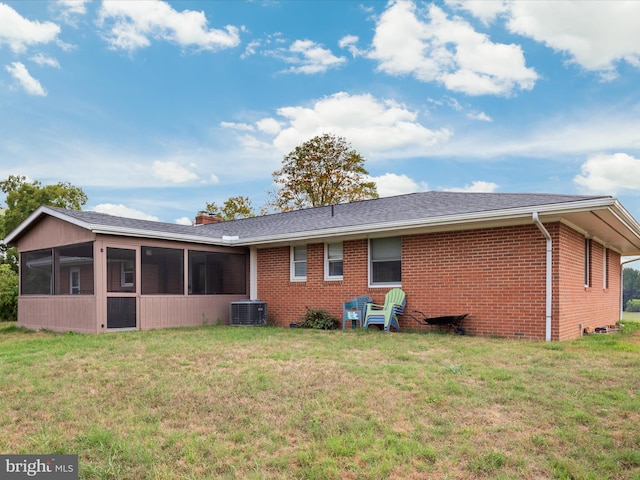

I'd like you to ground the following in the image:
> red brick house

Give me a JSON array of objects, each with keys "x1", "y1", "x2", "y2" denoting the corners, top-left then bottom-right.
[{"x1": 5, "y1": 192, "x2": 640, "y2": 340}]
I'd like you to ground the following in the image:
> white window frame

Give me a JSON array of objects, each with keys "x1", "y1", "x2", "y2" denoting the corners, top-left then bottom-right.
[
  {"x1": 121, "y1": 260, "x2": 134, "y2": 287},
  {"x1": 290, "y1": 245, "x2": 307, "y2": 282},
  {"x1": 584, "y1": 237, "x2": 591, "y2": 288},
  {"x1": 324, "y1": 242, "x2": 343, "y2": 281},
  {"x1": 603, "y1": 246, "x2": 608, "y2": 290},
  {"x1": 368, "y1": 236, "x2": 402, "y2": 287},
  {"x1": 70, "y1": 268, "x2": 80, "y2": 294}
]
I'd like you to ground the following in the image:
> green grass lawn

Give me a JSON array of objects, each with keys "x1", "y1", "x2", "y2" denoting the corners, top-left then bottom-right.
[
  {"x1": 1, "y1": 321, "x2": 639, "y2": 480},
  {"x1": 623, "y1": 311, "x2": 640, "y2": 323}
]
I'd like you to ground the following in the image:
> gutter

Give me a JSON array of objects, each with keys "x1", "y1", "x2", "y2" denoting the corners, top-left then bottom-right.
[
  {"x1": 533, "y1": 212, "x2": 553, "y2": 341},
  {"x1": 621, "y1": 256, "x2": 640, "y2": 319}
]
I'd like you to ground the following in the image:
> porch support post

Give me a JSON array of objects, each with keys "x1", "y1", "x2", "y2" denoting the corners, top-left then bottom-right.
[{"x1": 250, "y1": 247, "x2": 258, "y2": 300}]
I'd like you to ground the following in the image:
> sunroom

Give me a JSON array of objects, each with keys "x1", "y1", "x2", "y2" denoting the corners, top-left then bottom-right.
[{"x1": 11, "y1": 209, "x2": 250, "y2": 333}]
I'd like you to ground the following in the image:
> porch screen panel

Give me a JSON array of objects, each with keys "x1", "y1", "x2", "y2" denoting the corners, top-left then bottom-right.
[
  {"x1": 55, "y1": 242, "x2": 94, "y2": 295},
  {"x1": 189, "y1": 251, "x2": 247, "y2": 295},
  {"x1": 141, "y1": 246, "x2": 184, "y2": 295},
  {"x1": 107, "y1": 248, "x2": 136, "y2": 293},
  {"x1": 370, "y1": 237, "x2": 402, "y2": 284},
  {"x1": 21, "y1": 249, "x2": 53, "y2": 295},
  {"x1": 107, "y1": 297, "x2": 136, "y2": 329}
]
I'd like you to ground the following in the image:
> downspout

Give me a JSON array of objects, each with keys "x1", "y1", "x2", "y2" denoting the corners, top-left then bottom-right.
[
  {"x1": 620, "y1": 256, "x2": 640, "y2": 320},
  {"x1": 250, "y1": 247, "x2": 258, "y2": 300},
  {"x1": 533, "y1": 212, "x2": 552, "y2": 341}
]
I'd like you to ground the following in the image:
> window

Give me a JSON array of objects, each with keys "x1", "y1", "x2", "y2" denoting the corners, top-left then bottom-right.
[
  {"x1": 70, "y1": 268, "x2": 80, "y2": 294},
  {"x1": 370, "y1": 237, "x2": 401, "y2": 286},
  {"x1": 584, "y1": 238, "x2": 592, "y2": 287},
  {"x1": 291, "y1": 245, "x2": 307, "y2": 281},
  {"x1": 107, "y1": 248, "x2": 136, "y2": 292},
  {"x1": 121, "y1": 261, "x2": 134, "y2": 287},
  {"x1": 603, "y1": 247, "x2": 608, "y2": 289},
  {"x1": 189, "y1": 250, "x2": 247, "y2": 295},
  {"x1": 325, "y1": 243, "x2": 343, "y2": 280},
  {"x1": 21, "y1": 242, "x2": 94, "y2": 295},
  {"x1": 141, "y1": 246, "x2": 184, "y2": 295}
]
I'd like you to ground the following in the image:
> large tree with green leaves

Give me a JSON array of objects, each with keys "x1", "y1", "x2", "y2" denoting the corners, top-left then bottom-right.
[
  {"x1": 0, "y1": 175, "x2": 87, "y2": 270},
  {"x1": 270, "y1": 133, "x2": 378, "y2": 211},
  {"x1": 205, "y1": 195, "x2": 256, "y2": 221},
  {"x1": 623, "y1": 267, "x2": 640, "y2": 309},
  {"x1": 1, "y1": 175, "x2": 87, "y2": 238},
  {"x1": 0, "y1": 264, "x2": 18, "y2": 321}
]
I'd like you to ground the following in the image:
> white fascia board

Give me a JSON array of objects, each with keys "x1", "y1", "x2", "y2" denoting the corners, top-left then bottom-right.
[
  {"x1": 610, "y1": 201, "x2": 640, "y2": 239},
  {"x1": 233, "y1": 198, "x2": 620, "y2": 246},
  {"x1": 90, "y1": 226, "x2": 229, "y2": 246}
]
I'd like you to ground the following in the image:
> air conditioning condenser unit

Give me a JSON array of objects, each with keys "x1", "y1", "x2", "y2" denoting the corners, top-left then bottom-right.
[{"x1": 230, "y1": 300, "x2": 267, "y2": 326}]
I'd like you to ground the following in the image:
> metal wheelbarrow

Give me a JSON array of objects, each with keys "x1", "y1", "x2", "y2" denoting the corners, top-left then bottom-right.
[{"x1": 403, "y1": 310, "x2": 468, "y2": 335}]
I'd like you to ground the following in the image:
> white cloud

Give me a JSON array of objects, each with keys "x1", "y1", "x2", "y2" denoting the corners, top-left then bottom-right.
[
  {"x1": 5, "y1": 62, "x2": 47, "y2": 96},
  {"x1": 242, "y1": 39, "x2": 261, "y2": 58},
  {"x1": 219, "y1": 121, "x2": 255, "y2": 132},
  {"x1": 505, "y1": 1, "x2": 640, "y2": 76},
  {"x1": 445, "y1": 0, "x2": 508, "y2": 25},
  {"x1": 422, "y1": 105, "x2": 640, "y2": 161},
  {"x1": 175, "y1": 216, "x2": 193, "y2": 226},
  {"x1": 574, "y1": 153, "x2": 640, "y2": 195},
  {"x1": 90, "y1": 203, "x2": 160, "y2": 221},
  {"x1": 0, "y1": 3, "x2": 60, "y2": 53},
  {"x1": 367, "y1": 1, "x2": 537, "y2": 96},
  {"x1": 57, "y1": 0, "x2": 89, "y2": 15},
  {"x1": 30, "y1": 53, "x2": 61, "y2": 68},
  {"x1": 449, "y1": 1, "x2": 640, "y2": 76},
  {"x1": 97, "y1": 0, "x2": 241, "y2": 52},
  {"x1": 427, "y1": 96, "x2": 463, "y2": 112},
  {"x1": 151, "y1": 160, "x2": 199, "y2": 183},
  {"x1": 339, "y1": 34, "x2": 362, "y2": 57},
  {"x1": 444, "y1": 180, "x2": 499, "y2": 193},
  {"x1": 256, "y1": 118, "x2": 282, "y2": 135},
  {"x1": 270, "y1": 92, "x2": 452, "y2": 158},
  {"x1": 55, "y1": 0, "x2": 90, "y2": 26},
  {"x1": 220, "y1": 92, "x2": 452, "y2": 161},
  {"x1": 278, "y1": 39, "x2": 347, "y2": 74},
  {"x1": 370, "y1": 173, "x2": 427, "y2": 197},
  {"x1": 467, "y1": 111, "x2": 492, "y2": 122}
]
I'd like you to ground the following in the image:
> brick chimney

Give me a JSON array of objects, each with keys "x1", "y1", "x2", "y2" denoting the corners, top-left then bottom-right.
[{"x1": 195, "y1": 211, "x2": 224, "y2": 225}]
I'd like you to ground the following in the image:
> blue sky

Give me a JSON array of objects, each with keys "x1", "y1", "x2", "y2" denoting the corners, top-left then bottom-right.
[{"x1": 1, "y1": 0, "x2": 640, "y2": 226}]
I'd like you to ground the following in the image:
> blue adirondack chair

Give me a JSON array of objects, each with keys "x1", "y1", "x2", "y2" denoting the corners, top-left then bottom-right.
[
  {"x1": 342, "y1": 295, "x2": 373, "y2": 329},
  {"x1": 363, "y1": 288, "x2": 406, "y2": 332}
]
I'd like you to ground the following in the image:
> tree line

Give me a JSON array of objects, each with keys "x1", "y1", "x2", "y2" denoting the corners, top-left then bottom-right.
[{"x1": 623, "y1": 267, "x2": 640, "y2": 311}]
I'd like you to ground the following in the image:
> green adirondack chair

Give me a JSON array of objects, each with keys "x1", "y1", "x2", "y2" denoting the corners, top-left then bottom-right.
[{"x1": 363, "y1": 288, "x2": 406, "y2": 332}]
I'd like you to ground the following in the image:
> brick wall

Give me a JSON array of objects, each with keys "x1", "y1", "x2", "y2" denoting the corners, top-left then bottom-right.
[
  {"x1": 555, "y1": 223, "x2": 621, "y2": 340},
  {"x1": 256, "y1": 222, "x2": 622, "y2": 340}
]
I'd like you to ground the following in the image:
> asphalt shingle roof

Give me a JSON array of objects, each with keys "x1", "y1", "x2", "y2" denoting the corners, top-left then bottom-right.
[{"x1": 48, "y1": 191, "x2": 609, "y2": 242}]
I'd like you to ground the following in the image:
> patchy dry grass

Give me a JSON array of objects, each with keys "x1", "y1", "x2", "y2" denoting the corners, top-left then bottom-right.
[{"x1": 1, "y1": 322, "x2": 639, "y2": 479}]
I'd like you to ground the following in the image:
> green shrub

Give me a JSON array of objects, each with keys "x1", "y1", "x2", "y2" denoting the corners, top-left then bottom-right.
[
  {"x1": 626, "y1": 299, "x2": 640, "y2": 312},
  {"x1": 298, "y1": 307, "x2": 338, "y2": 330},
  {"x1": 0, "y1": 264, "x2": 18, "y2": 321}
]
